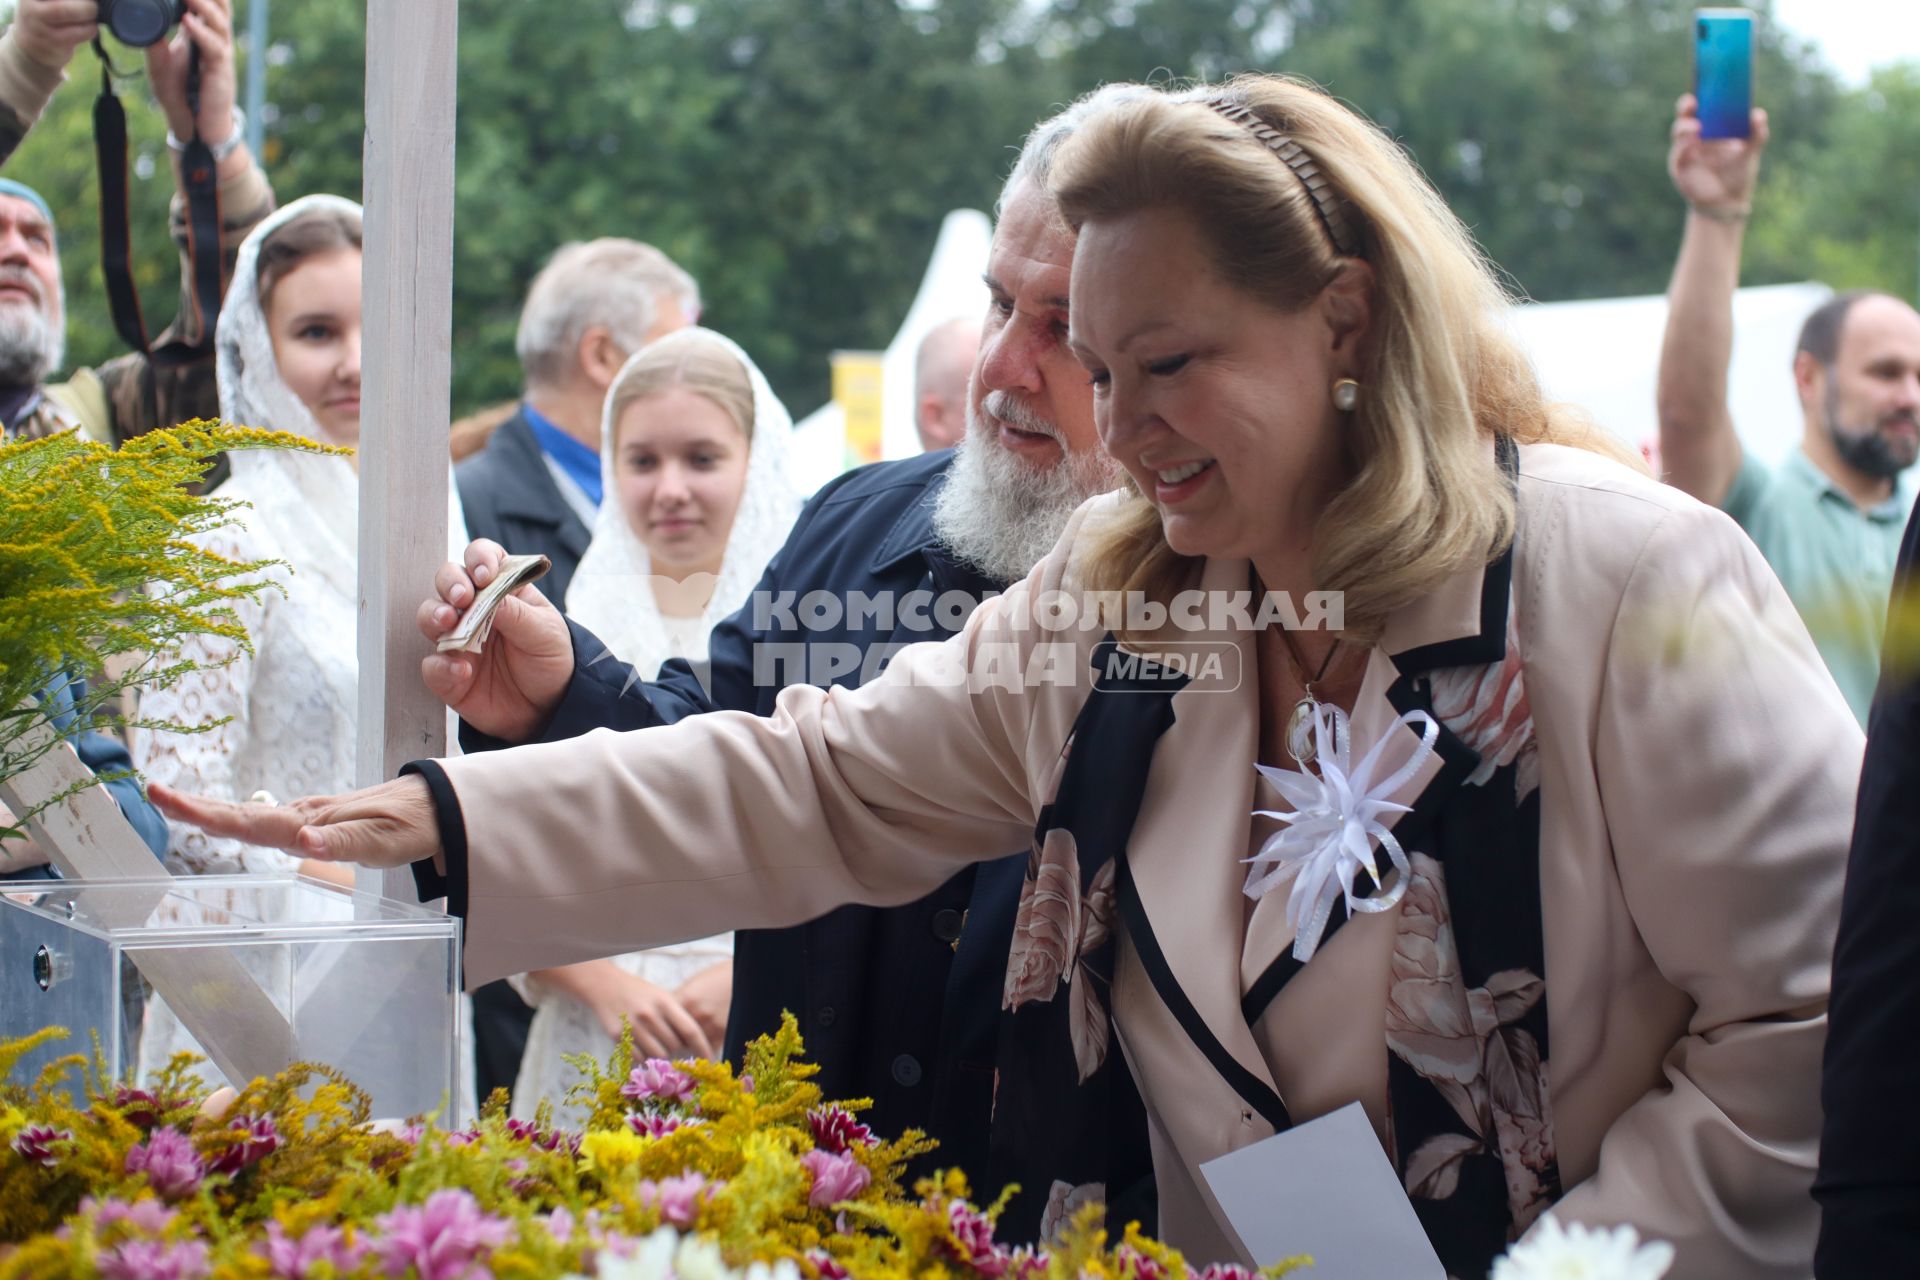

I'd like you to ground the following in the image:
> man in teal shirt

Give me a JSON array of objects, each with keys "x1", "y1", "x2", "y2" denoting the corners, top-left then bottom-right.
[{"x1": 1657, "y1": 94, "x2": 1920, "y2": 723}]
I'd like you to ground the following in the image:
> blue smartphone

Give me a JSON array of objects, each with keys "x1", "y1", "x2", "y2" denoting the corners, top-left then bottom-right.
[{"x1": 1695, "y1": 8, "x2": 1754, "y2": 139}]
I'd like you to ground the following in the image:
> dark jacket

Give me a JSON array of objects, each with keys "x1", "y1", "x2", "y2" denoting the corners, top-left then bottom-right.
[
  {"x1": 1814, "y1": 502, "x2": 1920, "y2": 1276},
  {"x1": 3, "y1": 676, "x2": 168, "y2": 882},
  {"x1": 454, "y1": 408, "x2": 593, "y2": 607},
  {"x1": 460, "y1": 449, "x2": 1026, "y2": 1183}
]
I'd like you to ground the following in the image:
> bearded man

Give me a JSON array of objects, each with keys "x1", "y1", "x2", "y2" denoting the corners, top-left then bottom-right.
[
  {"x1": 412, "y1": 89, "x2": 1145, "y2": 1234},
  {"x1": 1656, "y1": 93, "x2": 1920, "y2": 723}
]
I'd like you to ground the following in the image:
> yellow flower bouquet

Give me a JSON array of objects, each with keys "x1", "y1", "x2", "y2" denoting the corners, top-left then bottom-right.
[
  {"x1": 0, "y1": 421, "x2": 341, "y2": 828},
  {"x1": 0, "y1": 1018, "x2": 1308, "y2": 1280}
]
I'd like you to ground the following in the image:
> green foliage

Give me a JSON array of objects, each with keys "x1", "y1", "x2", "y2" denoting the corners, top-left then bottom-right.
[
  {"x1": 0, "y1": 422, "x2": 342, "y2": 831},
  {"x1": 5, "y1": 2, "x2": 1915, "y2": 420}
]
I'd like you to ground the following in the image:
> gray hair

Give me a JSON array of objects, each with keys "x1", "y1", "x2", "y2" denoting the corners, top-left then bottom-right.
[
  {"x1": 515, "y1": 238, "x2": 701, "y2": 388},
  {"x1": 998, "y1": 83, "x2": 1160, "y2": 215}
]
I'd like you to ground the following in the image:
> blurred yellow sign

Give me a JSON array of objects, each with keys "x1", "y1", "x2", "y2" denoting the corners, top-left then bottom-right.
[{"x1": 831, "y1": 350, "x2": 886, "y2": 468}]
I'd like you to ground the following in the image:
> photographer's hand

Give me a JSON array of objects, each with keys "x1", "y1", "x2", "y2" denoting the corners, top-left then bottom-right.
[
  {"x1": 147, "y1": 0, "x2": 246, "y2": 178},
  {"x1": 9, "y1": 0, "x2": 100, "y2": 71}
]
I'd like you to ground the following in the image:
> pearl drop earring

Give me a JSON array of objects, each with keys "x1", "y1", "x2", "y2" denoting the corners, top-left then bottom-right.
[{"x1": 1332, "y1": 378, "x2": 1360, "y2": 412}]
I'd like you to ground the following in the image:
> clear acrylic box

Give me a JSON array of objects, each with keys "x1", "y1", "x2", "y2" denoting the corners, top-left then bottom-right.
[{"x1": 1, "y1": 875, "x2": 459, "y2": 1120}]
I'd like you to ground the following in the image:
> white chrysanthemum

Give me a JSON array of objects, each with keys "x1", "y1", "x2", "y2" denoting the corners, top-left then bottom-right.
[
  {"x1": 568, "y1": 1227, "x2": 801, "y2": 1280},
  {"x1": 583, "y1": 1227, "x2": 682, "y2": 1280},
  {"x1": 1491, "y1": 1216, "x2": 1676, "y2": 1280},
  {"x1": 673, "y1": 1234, "x2": 734, "y2": 1280},
  {"x1": 743, "y1": 1260, "x2": 805, "y2": 1280}
]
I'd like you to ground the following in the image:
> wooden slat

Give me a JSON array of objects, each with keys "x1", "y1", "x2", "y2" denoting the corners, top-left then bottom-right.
[
  {"x1": 0, "y1": 722, "x2": 297, "y2": 1086},
  {"x1": 357, "y1": 0, "x2": 461, "y2": 901}
]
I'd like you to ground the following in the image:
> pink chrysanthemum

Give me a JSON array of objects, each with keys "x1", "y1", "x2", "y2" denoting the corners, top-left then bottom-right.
[
  {"x1": 10, "y1": 1123, "x2": 71, "y2": 1169},
  {"x1": 946, "y1": 1201, "x2": 1011, "y2": 1276},
  {"x1": 637, "y1": 1172, "x2": 712, "y2": 1229},
  {"x1": 807, "y1": 1105, "x2": 876, "y2": 1154},
  {"x1": 86, "y1": 1195, "x2": 179, "y2": 1235},
  {"x1": 628, "y1": 1111, "x2": 703, "y2": 1139},
  {"x1": 109, "y1": 1087, "x2": 167, "y2": 1131},
  {"x1": 1009, "y1": 1246, "x2": 1053, "y2": 1280},
  {"x1": 259, "y1": 1221, "x2": 367, "y2": 1280},
  {"x1": 369, "y1": 1188, "x2": 513, "y2": 1280},
  {"x1": 96, "y1": 1238, "x2": 211, "y2": 1280},
  {"x1": 125, "y1": 1126, "x2": 205, "y2": 1201},
  {"x1": 622, "y1": 1058, "x2": 696, "y2": 1104},
  {"x1": 800, "y1": 1149, "x2": 872, "y2": 1210},
  {"x1": 807, "y1": 1249, "x2": 851, "y2": 1280},
  {"x1": 208, "y1": 1114, "x2": 281, "y2": 1176},
  {"x1": 1117, "y1": 1245, "x2": 1170, "y2": 1280},
  {"x1": 1194, "y1": 1265, "x2": 1262, "y2": 1280}
]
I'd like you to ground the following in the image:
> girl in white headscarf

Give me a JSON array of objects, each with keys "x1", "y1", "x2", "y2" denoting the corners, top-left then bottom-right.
[
  {"x1": 133, "y1": 195, "x2": 467, "y2": 1084},
  {"x1": 135, "y1": 194, "x2": 370, "y2": 880},
  {"x1": 509, "y1": 327, "x2": 799, "y2": 1122}
]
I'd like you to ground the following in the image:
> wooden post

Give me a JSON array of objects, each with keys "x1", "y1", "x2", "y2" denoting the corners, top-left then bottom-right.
[{"x1": 357, "y1": 0, "x2": 460, "y2": 901}]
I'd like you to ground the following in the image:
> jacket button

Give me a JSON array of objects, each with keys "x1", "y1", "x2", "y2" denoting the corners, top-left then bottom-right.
[
  {"x1": 817, "y1": 1006, "x2": 837, "y2": 1029},
  {"x1": 931, "y1": 908, "x2": 964, "y2": 944},
  {"x1": 891, "y1": 1054, "x2": 923, "y2": 1087}
]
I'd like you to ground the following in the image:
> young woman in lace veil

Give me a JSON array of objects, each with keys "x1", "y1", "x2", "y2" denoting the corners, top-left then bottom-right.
[
  {"x1": 133, "y1": 194, "x2": 467, "y2": 1084},
  {"x1": 509, "y1": 327, "x2": 799, "y2": 1122}
]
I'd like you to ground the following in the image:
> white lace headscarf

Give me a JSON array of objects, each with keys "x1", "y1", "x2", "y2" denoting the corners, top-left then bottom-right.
[
  {"x1": 215, "y1": 193, "x2": 468, "y2": 593},
  {"x1": 566, "y1": 328, "x2": 800, "y2": 671},
  {"x1": 215, "y1": 193, "x2": 365, "y2": 601}
]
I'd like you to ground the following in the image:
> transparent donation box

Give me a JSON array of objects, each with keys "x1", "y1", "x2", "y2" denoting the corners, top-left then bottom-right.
[{"x1": 1, "y1": 876, "x2": 459, "y2": 1119}]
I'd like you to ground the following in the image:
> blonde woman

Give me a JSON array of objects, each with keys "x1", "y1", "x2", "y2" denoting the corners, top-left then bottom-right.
[
  {"x1": 509, "y1": 328, "x2": 798, "y2": 1122},
  {"x1": 162, "y1": 78, "x2": 1853, "y2": 1276}
]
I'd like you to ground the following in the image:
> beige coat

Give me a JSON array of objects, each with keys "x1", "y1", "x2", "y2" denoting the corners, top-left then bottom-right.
[{"x1": 441, "y1": 442, "x2": 1855, "y2": 1276}]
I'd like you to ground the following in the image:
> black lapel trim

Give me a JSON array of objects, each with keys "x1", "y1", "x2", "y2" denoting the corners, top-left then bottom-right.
[
  {"x1": 1116, "y1": 850, "x2": 1292, "y2": 1132},
  {"x1": 1376, "y1": 674, "x2": 1483, "y2": 858},
  {"x1": 1389, "y1": 435, "x2": 1520, "y2": 677}
]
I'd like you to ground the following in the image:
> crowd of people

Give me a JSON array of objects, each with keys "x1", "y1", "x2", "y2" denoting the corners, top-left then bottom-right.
[{"x1": 7, "y1": 0, "x2": 1920, "y2": 1276}]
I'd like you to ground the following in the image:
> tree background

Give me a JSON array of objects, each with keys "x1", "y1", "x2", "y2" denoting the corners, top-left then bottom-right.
[{"x1": 4, "y1": 0, "x2": 1915, "y2": 418}]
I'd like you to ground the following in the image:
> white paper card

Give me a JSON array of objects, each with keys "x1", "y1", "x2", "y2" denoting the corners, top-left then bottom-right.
[{"x1": 1197, "y1": 1102, "x2": 1445, "y2": 1279}]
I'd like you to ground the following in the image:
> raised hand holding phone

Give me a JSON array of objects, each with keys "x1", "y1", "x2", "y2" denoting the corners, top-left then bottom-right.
[{"x1": 1669, "y1": 91, "x2": 1769, "y2": 222}]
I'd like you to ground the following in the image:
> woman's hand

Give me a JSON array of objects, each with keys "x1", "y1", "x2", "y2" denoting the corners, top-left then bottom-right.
[
  {"x1": 674, "y1": 961, "x2": 732, "y2": 1052},
  {"x1": 146, "y1": 776, "x2": 441, "y2": 870},
  {"x1": 1668, "y1": 92, "x2": 1770, "y2": 217},
  {"x1": 417, "y1": 539, "x2": 575, "y2": 744},
  {"x1": 536, "y1": 960, "x2": 715, "y2": 1060}
]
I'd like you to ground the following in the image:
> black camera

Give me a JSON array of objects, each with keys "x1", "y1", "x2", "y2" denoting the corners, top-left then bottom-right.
[{"x1": 97, "y1": 0, "x2": 185, "y2": 49}]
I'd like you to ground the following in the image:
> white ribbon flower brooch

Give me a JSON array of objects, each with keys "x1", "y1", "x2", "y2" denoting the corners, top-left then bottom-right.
[{"x1": 1244, "y1": 702, "x2": 1439, "y2": 962}]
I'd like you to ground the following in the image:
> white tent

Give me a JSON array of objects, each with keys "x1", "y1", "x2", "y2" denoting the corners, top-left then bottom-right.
[
  {"x1": 789, "y1": 213, "x2": 1831, "y2": 496},
  {"x1": 788, "y1": 208, "x2": 993, "y2": 495},
  {"x1": 1506, "y1": 281, "x2": 1831, "y2": 468}
]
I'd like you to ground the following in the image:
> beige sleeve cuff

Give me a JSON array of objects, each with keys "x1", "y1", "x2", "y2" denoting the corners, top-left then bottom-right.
[{"x1": 0, "y1": 29, "x2": 68, "y2": 127}]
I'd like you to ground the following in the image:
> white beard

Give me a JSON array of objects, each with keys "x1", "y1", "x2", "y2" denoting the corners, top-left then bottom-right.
[
  {"x1": 930, "y1": 397, "x2": 1118, "y2": 584},
  {"x1": 0, "y1": 298, "x2": 63, "y2": 387}
]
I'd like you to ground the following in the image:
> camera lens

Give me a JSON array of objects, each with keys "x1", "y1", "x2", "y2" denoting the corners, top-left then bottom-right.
[
  {"x1": 1697, "y1": 20, "x2": 1708, "y2": 40},
  {"x1": 102, "y1": 0, "x2": 181, "y2": 49}
]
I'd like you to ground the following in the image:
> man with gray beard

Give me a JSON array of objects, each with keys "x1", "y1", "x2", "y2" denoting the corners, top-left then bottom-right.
[
  {"x1": 410, "y1": 89, "x2": 1145, "y2": 1233},
  {"x1": 2, "y1": 0, "x2": 275, "y2": 470}
]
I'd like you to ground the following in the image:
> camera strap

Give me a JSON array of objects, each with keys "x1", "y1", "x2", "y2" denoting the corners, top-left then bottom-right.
[{"x1": 92, "y1": 40, "x2": 224, "y2": 368}]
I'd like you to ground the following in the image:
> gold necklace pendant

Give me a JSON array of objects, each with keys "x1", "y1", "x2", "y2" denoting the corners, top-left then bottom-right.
[{"x1": 1286, "y1": 696, "x2": 1319, "y2": 767}]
